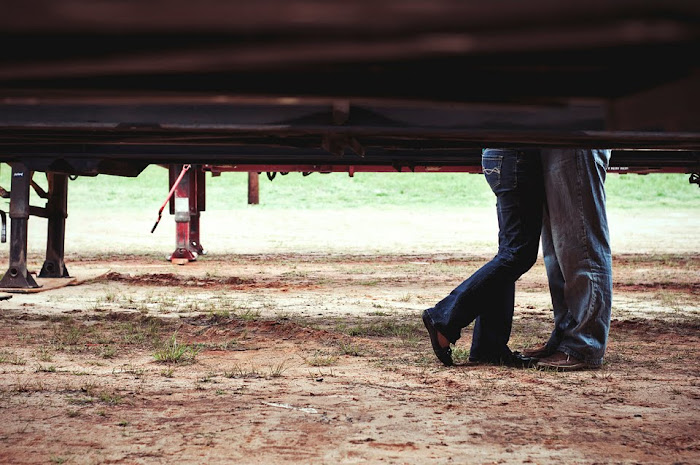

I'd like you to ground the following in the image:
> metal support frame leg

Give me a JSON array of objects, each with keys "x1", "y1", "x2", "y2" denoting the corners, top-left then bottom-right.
[
  {"x1": 0, "y1": 163, "x2": 40, "y2": 288},
  {"x1": 189, "y1": 166, "x2": 205, "y2": 256},
  {"x1": 39, "y1": 173, "x2": 70, "y2": 278},
  {"x1": 168, "y1": 164, "x2": 197, "y2": 264}
]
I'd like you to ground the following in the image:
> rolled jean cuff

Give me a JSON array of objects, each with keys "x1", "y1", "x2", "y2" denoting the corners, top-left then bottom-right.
[{"x1": 424, "y1": 308, "x2": 459, "y2": 344}]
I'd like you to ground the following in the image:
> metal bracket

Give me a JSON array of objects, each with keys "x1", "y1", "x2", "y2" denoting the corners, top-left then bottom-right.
[{"x1": 690, "y1": 172, "x2": 699, "y2": 188}]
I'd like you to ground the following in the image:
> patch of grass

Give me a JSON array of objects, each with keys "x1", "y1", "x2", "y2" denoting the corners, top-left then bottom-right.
[
  {"x1": 99, "y1": 391, "x2": 123, "y2": 405},
  {"x1": 207, "y1": 308, "x2": 232, "y2": 320},
  {"x1": 112, "y1": 364, "x2": 145, "y2": 376},
  {"x1": 117, "y1": 318, "x2": 164, "y2": 346},
  {"x1": 223, "y1": 364, "x2": 262, "y2": 379},
  {"x1": 0, "y1": 350, "x2": 26, "y2": 365},
  {"x1": 338, "y1": 342, "x2": 364, "y2": 356},
  {"x1": 305, "y1": 352, "x2": 338, "y2": 367},
  {"x1": 35, "y1": 364, "x2": 57, "y2": 373},
  {"x1": 52, "y1": 324, "x2": 87, "y2": 347},
  {"x1": 237, "y1": 308, "x2": 261, "y2": 321},
  {"x1": 451, "y1": 346, "x2": 472, "y2": 364},
  {"x1": 100, "y1": 345, "x2": 117, "y2": 359},
  {"x1": 268, "y1": 361, "x2": 288, "y2": 378},
  {"x1": 35, "y1": 346, "x2": 54, "y2": 362},
  {"x1": 341, "y1": 319, "x2": 423, "y2": 343},
  {"x1": 203, "y1": 338, "x2": 239, "y2": 351},
  {"x1": 153, "y1": 333, "x2": 201, "y2": 364},
  {"x1": 104, "y1": 290, "x2": 118, "y2": 303}
]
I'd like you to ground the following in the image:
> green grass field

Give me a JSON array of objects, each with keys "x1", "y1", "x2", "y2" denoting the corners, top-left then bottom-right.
[{"x1": 0, "y1": 164, "x2": 697, "y2": 212}]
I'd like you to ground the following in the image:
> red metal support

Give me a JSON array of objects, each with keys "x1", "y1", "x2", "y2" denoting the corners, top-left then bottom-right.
[{"x1": 168, "y1": 164, "x2": 197, "y2": 264}]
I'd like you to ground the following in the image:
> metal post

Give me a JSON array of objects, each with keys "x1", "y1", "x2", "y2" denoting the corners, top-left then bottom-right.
[
  {"x1": 0, "y1": 163, "x2": 39, "y2": 288},
  {"x1": 248, "y1": 172, "x2": 260, "y2": 205},
  {"x1": 39, "y1": 173, "x2": 70, "y2": 278},
  {"x1": 189, "y1": 166, "x2": 205, "y2": 255},
  {"x1": 168, "y1": 164, "x2": 196, "y2": 264}
]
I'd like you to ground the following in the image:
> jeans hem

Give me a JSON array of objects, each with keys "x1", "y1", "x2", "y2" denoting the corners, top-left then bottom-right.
[{"x1": 424, "y1": 308, "x2": 459, "y2": 345}]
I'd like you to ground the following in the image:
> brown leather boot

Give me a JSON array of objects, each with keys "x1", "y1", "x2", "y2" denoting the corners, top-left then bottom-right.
[
  {"x1": 535, "y1": 351, "x2": 596, "y2": 371},
  {"x1": 521, "y1": 343, "x2": 554, "y2": 359}
]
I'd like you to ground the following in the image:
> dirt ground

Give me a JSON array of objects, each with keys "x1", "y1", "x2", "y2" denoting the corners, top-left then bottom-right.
[{"x1": 0, "y1": 208, "x2": 699, "y2": 464}]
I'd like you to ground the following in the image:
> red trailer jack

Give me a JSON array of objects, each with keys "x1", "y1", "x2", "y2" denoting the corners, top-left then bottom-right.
[{"x1": 152, "y1": 164, "x2": 206, "y2": 265}]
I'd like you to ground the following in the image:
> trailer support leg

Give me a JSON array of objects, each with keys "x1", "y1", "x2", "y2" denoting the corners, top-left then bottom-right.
[
  {"x1": 189, "y1": 166, "x2": 205, "y2": 256},
  {"x1": 169, "y1": 164, "x2": 197, "y2": 264},
  {"x1": 39, "y1": 173, "x2": 70, "y2": 278},
  {"x1": 0, "y1": 163, "x2": 40, "y2": 288}
]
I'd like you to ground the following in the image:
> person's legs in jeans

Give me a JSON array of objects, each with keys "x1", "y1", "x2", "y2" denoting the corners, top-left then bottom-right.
[
  {"x1": 424, "y1": 149, "x2": 543, "y2": 359},
  {"x1": 539, "y1": 149, "x2": 613, "y2": 366},
  {"x1": 468, "y1": 282, "x2": 514, "y2": 362}
]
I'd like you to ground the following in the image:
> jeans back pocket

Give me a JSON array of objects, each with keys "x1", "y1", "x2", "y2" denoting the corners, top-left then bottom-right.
[{"x1": 482, "y1": 155, "x2": 503, "y2": 192}]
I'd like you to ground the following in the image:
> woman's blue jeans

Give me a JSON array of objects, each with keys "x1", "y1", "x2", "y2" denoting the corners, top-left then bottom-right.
[{"x1": 424, "y1": 149, "x2": 544, "y2": 361}]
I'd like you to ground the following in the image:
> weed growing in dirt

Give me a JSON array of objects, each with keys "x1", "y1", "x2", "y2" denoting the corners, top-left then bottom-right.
[
  {"x1": 103, "y1": 290, "x2": 118, "y2": 303},
  {"x1": 339, "y1": 318, "x2": 423, "y2": 345},
  {"x1": 207, "y1": 308, "x2": 232, "y2": 320},
  {"x1": 35, "y1": 346, "x2": 54, "y2": 362},
  {"x1": 268, "y1": 361, "x2": 288, "y2": 378},
  {"x1": 337, "y1": 342, "x2": 364, "y2": 356},
  {"x1": 305, "y1": 351, "x2": 338, "y2": 367},
  {"x1": 153, "y1": 333, "x2": 201, "y2": 364},
  {"x1": 100, "y1": 345, "x2": 117, "y2": 359},
  {"x1": 451, "y1": 346, "x2": 471, "y2": 364},
  {"x1": 98, "y1": 391, "x2": 123, "y2": 405},
  {"x1": 12, "y1": 378, "x2": 46, "y2": 393},
  {"x1": 237, "y1": 308, "x2": 262, "y2": 321},
  {"x1": 224, "y1": 364, "x2": 262, "y2": 379},
  {"x1": 0, "y1": 350, "x2": 26, "y2": 365},
  {"x1": 112, "y1": 364, "x2": 145, "y2": 376},
  {"x1": 117, "y1": 318, "x2": 164, "y2": 346},
  {"x1": 160, "y1": 367, "x2": 175, "y2": 378},
  {"x1": 35, "y1": 364, "x2": 56, "y2": 373},
  {"x1": 203, "y1": 338, "x2": 239, "y2": 351},
  {"x1": 54, "y1": 325, "x2": 84, "y2": 346},
  {"x1": 308, "y1": 367, "x2": 335, "y2": 380}
]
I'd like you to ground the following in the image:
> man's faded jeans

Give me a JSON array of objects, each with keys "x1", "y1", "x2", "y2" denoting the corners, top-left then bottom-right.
[
  {"x1": 540, "y1": 149, "x2": 613, "y2": 366},
  {"x1": 424, "y1": 149, "x2": 543, "y2": 361}
]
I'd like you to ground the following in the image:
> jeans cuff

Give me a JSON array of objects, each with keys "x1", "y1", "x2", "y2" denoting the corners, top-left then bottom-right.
[{"x1": 424, "y1": 309, "x2": 459, "y2": 345}]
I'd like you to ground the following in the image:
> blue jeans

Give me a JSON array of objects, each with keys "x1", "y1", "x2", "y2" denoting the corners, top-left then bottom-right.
[
  {"x1": 540, "y1": 149, "x2": 613, "y2": 366},
  {"x1": 425, "y1": 149, "x2": 543, "y2": 361}
]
